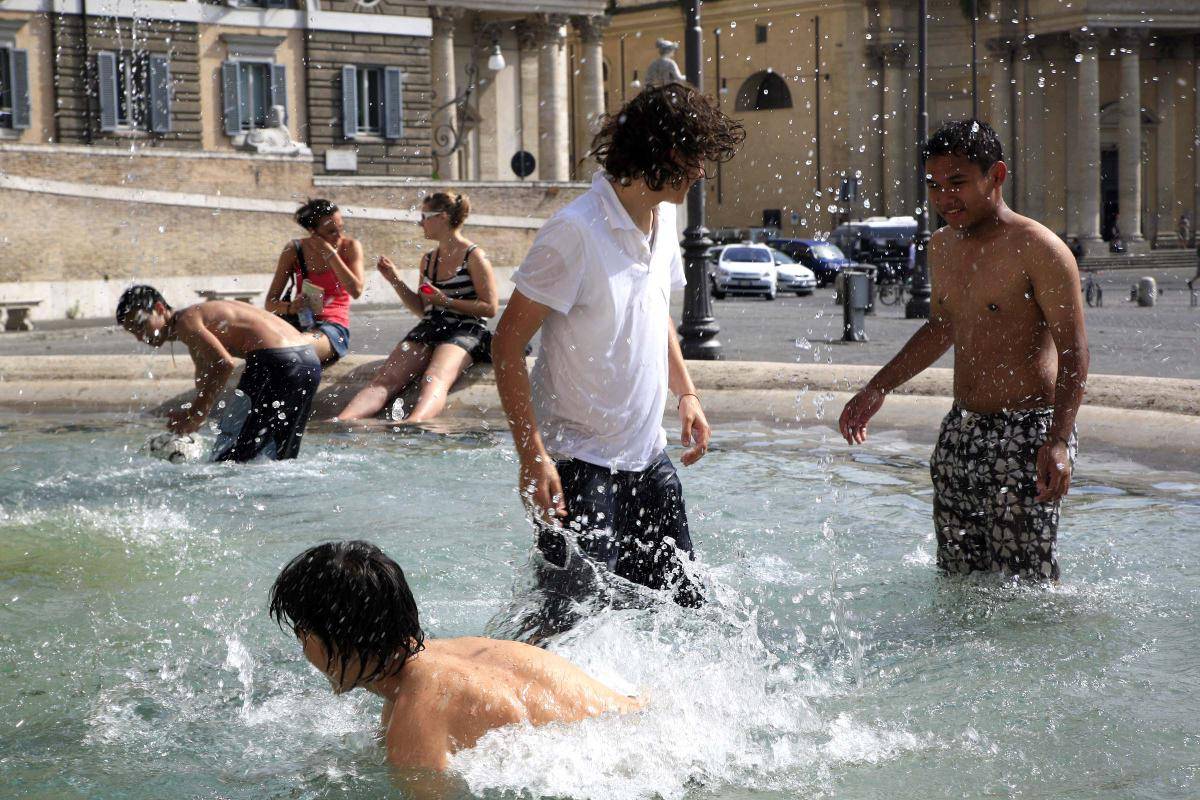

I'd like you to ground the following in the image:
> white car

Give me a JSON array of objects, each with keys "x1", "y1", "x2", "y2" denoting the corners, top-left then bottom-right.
[
  {"x1": 710, "y1": 244, "x2": 778, "y2": 300},
  {"x1": 767, "y1": 248, "x2": 818, "y2": 296}
]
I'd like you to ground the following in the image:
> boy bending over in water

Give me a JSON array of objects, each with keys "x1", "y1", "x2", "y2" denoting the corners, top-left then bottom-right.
[
  {"x1": 117, "y1": 285, "x2": 321, "y2": 462},
  {"x1": 269, "y1": 540, "x2": 640, "y2": 771}
]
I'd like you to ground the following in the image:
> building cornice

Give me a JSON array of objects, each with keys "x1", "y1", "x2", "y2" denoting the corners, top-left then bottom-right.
[{"x1": 0, "y1": 0, "x2": 433, "y2": 37}]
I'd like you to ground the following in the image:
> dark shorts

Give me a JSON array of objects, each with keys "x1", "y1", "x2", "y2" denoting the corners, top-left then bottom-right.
[
  {"x1": 312, "y1": 320, "x2": 350, "y2": 361},
  {"x1": 518, "y1": 452, "x2": 703, "y2": 639},
  {"x1": 212, "y1": 345, "x2": 321, "y2": 463},
  {"x1": 930, "y1": 404, "x2": 1078, "y2": 580},
  {"x1": 403, "y1": 316, "x2": 488, "y2": 358}
]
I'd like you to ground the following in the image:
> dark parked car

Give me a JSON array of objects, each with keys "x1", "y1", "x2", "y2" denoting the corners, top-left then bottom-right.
[
  {"x1": 829, "y1": 217, "x2": 917, "y2": 281},
  {"x1": 764, "y1": 238, "x2": 852, "y2": 287}
]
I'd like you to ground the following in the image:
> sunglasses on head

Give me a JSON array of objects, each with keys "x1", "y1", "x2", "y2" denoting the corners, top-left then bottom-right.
[{"x1": 419, "y1": 210, "x2": 445, "y2": 221}]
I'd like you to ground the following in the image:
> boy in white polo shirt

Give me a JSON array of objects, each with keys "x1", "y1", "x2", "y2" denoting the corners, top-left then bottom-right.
[{"x1": 493, "y1": 83, "x2": 745, "y2": 635}]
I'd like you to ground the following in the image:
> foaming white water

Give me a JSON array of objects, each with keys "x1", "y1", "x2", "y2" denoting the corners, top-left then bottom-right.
[{"x1": 452, "y1": 599, "x2": 927, "y2": 800}]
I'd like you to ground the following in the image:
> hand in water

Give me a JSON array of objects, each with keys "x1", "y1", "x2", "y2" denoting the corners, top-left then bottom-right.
[
  {"x1": 520, "y1": 455, "x2": 565, "y2": 523},
  {"x1": 1035, "y1": 440, "x2": 1072, "y2": 503},
  {"x1": 839, "y1": 386, "x2": 885, "y2": 445},
  {"x1": 679, "y1": 395, "x2": 710, "y2": 466},
  {"x1": 167, "y1": 405, "x2": 203, "y2": 435}
]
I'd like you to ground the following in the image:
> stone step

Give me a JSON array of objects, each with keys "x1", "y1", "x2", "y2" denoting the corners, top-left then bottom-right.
[{"x1": 1080, "y1": 250, "x2": 1198, "y2": 271}]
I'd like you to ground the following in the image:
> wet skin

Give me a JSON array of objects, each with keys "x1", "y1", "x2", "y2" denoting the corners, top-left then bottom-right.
[
  {"x1": 839, "y1": 153, "x2": 1088, "y2": 502},
  {"x1": 302, "y1": 634, "x2": 641, "y2": 771},
  {"x1": 122, "y1": 299, "x2": 313, "y2": 434}
]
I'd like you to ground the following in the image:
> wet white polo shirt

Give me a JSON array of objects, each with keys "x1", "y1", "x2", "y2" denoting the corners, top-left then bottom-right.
[{"x1": 513, "y1": 170, "x2": 686, "y2": 471}]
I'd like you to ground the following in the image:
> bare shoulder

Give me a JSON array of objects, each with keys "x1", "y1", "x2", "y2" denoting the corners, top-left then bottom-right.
[
  {"x1": 467, "y1": 245, "x2": 491, "y2": 266},
  {"x1": 1009, "y1": 214, "x2": 1075, "y2": 274}
]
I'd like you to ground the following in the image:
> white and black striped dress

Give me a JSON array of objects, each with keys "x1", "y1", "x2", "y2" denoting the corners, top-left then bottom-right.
[{"x1": 402, "y1": 244, "x2": 489, "y2": 356}]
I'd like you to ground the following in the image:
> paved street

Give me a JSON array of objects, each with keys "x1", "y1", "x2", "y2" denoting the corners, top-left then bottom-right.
[{"x1": 3, "y1": 267, "x2": 1197, "y2": 380}]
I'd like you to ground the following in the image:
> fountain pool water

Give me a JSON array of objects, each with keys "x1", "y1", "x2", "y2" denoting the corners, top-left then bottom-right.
[{"x1": 1, "y1": 413, "x2": 1198, "y2": 800}]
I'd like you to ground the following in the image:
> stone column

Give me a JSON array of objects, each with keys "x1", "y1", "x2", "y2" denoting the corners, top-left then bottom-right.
[
  {"x1": 574, "y1": 15, "x2": 609, "y2": 177},
  {"x1": 987, "y1": 39, "x2": 1015, "y2": 205},
  {"x1": 535, "y1": 14, "x2": 570, "y2": 182},
  {"x1": 881, "y1": 42, "x2": 910, "y2": 217},
  {"x1": 1074, "y1": 32, "x2": 1105, "y2": 257},
  {"x1": 1154, "y1": 38, "x2": 1181, "y2": 248},
  {"x1": 515, "y1": 23, "x2": 540, "y2": 180},
  {"x1": 1118, "y1": 31, "x2": 1148, "y2": 251},
  {"x1": 1065, "y1": 44, "x2": 1080, "y2": 240},
  {"x1": 429, "y1": 8, "x2": 463, "y2": 180},
  {"x1": 866, "y1": 43, "x2": 888, "y2": 216},
  {"x1": 1194, "y1": 37, "x2": 1200, "y2": 247},
  {"x1": 1020, "y1": 40, "x2": 1046, "y2": 221}
]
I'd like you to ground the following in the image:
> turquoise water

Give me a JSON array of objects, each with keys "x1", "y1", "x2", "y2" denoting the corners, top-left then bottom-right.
[{"x1": 1, "y1": 414, "x2": 1198, "y2": 799}]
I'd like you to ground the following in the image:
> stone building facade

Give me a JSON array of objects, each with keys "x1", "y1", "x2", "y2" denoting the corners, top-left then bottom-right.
[{"x1": 605, "y1": 0, "x2": 1200, "y2": 262}]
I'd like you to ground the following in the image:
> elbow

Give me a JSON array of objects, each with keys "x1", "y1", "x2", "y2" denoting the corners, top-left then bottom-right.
[
  {"x1": 219, "y1": 358, "x2": 238, "y2": 376},
  {"x1": 348, "y1": 282, "x2": 365, "y2": 300},
  {"x1": 483, "y1": 301, "x2": 500, "y2": 319}
]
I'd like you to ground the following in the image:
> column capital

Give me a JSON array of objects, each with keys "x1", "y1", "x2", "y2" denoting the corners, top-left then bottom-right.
[
  {"x1": 1116, "y1": 29, "x2": 1148, "y2": 51},
  {"x1": 1069, "y1": 29, "x2": 1099, "y2": 51},
  {"x1": 514, "y1": 22, "x2": 538, "y2": 52},
  {"x1": 985, "y1": 37, "x2": 1017, "y2": 58},
  {"x1": 533, "y1": 13, "x2": 569, "y2": 46},
  {"x1": 573, "y1": 14, "x2": 610, "y2": 45},
  {"x1": 429, "y1": 6, "x2": 464, "y2": 38},
  {"x1": 876, "y1": 41, "x2": 909, "y2": 68},
  {"x1": 1018, "y1": 37, "x2": 1046, "y2": 62}
]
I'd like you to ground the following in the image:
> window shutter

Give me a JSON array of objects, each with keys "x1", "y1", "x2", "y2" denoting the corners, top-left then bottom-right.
[
  {"x1": 383, "y1": 67, "x2": 403, "y2": 140},
  {"x1": 11, "y1": 49, "x2": 30, "y2": 130},
  {"x1": 97, "y1": 51, "x2": 118, "y2": 132},
  {"x1": 270, "y1": 63, "x2": 287, "y2": 125},
  {"x1": 341, "y1": 65, "x2": 357, "y2": 140},
  {"x1": 222, "y1": 61, "x2": 241, "y2": 135},
  {"x1": 149, "y1": 56, "x2": 171, "y2": 133}
]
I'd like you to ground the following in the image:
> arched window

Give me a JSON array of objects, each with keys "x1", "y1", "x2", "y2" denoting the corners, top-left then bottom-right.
[{"x1": 735, "y1": 70, "x2": 792, "y2": 111}]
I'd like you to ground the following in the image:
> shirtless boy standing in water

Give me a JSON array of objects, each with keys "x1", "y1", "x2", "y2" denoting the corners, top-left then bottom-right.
[
  {"x1": 269, "y1": 540, "x2": 639, "y2": 771},
  {"x1": 839, "y1": 120, "x2": 1088, "y2": 580},
  {"x1": 117, "y1": 285, "x2": 321, "y2": 462}
]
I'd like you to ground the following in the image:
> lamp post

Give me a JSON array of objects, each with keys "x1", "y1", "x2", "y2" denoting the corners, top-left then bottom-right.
[
  {"x1": 678, "y1": 0, "x2": 722, "y2": 359},
  {"x1": 904, "y1": 0, "x2": 932, "y2": 319}
]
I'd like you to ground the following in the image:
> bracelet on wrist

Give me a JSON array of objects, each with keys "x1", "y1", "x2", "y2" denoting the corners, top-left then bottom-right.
[{"x1": 677, "y1": 392, "x2": 699, "y2": 409}]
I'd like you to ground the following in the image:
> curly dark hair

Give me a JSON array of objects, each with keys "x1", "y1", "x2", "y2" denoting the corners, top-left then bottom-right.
[
  {"x1": 269, "y1": 540, "x2": 425, "y2": 685},
  {"x1": 922, "y1": 119, "x2": 1004, "y2": 173},
  {"x1": 589, "y1": 82, "x2": 745, "y2": 191}
]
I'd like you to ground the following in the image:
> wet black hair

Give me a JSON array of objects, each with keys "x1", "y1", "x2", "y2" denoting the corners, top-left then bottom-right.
[
  {"x1": 115, "y1": 284, "x2": 170, "y2": 325},
  {"x1": 589, "y1": 82, "x2": 745, "y2": 192},
  {"x1": 295, "y1": 198, "x2": 339, "y2": 231},
  {"x1": 269, "y1": 540, "x2": 425, "y2": 685},
  {"x1": 922, "y1": 119, "x2": 1004, "y2": 173}
]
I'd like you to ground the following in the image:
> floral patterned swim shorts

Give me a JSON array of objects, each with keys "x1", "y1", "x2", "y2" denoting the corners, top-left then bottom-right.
[{"x1": 930, "y1": 404, "x2": 1077, "y2": 581}]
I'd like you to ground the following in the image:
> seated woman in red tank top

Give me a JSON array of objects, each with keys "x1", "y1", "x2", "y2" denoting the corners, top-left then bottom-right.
[
  {"x1": 265, "y1": 199, "x2": 365, "y2": 365},
  {"x1": 335, "y1": 192, "x2": 498, "y2": 423}
]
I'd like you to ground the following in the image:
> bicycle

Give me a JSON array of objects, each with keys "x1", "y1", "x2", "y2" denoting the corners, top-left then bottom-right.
[{"x1": 877, "y1": 276, "x2": 908, "y2": 306}]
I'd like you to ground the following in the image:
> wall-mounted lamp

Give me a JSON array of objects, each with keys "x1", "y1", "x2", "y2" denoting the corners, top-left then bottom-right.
[
  {"x1": 487, "y1": 42, "x2": 506, "y2": 72},
  {"x1": 719, "y1": 77, "x2": 728, "y2": 95},
  {"x1": 630, "y1": 69, "x2": 641, "y2": 89}
]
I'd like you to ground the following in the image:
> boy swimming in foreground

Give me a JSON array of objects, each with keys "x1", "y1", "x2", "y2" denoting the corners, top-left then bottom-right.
[{"x1": 269, "y1": 540, "x2": 641, "y2": 771}]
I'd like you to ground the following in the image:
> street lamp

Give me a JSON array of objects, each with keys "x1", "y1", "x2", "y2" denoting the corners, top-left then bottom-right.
[
  {"x1": 677, "y1": 0, "x2": 722, "y2": 359},
  {"x1": 905, "y1": 0, "x2": 932, "y2": 319}
]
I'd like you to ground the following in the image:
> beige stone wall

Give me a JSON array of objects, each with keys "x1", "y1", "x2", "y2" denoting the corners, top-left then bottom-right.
[{"x1": 0, "y1": 146, "x2": 587, "y2": 289}]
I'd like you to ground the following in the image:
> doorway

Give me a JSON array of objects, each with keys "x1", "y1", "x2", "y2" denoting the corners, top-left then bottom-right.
[{"x1": 1100, "y1": 148, "x2": 1119, "y2": 241}]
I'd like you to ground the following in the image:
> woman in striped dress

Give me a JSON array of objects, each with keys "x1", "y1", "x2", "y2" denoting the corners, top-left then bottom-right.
[{"x1": 336, "y1": 192, "x2": 499, "y2": 422}]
